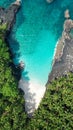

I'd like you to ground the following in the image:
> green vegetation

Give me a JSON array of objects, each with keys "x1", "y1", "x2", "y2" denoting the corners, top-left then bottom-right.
[
  {"x1": 27, "y1": 74, "x2": 73, "y2": 130},
  {"x1": 0, "y1": 34, "x2": 27, "y2": 130},
  {"x1": 0, "y1": 23, "x2": 8, "y2": 36},
  {"x1": 0, "y1": 26, "x2": 73, "y2": 130},
  {"x1": 0, "y1": 23, "x2": 7, "y2": 31}
]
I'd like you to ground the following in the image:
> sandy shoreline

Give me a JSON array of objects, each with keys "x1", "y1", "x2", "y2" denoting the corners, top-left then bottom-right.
[{"x1": 18, "y1": 78, "x2": 46, "y2": 116}]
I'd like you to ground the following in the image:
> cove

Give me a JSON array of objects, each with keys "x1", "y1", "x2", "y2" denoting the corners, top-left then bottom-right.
[{"x1": 0, "y1": 0, "x2": 73, "y2": 115}]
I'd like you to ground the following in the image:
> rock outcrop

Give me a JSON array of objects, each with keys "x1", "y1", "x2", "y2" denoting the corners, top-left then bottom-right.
[
  {"x1": 48, "y1": 11, "x2": 73, "y2": 83},
  {"x1": 64, "y1": 9, "x2": 70, "y2": 19},
  {"x1": 0, "y1": 0, "x2": 21, "y2": 34}
]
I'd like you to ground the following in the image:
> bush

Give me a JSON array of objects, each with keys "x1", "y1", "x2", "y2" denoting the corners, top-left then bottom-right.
[{"x1": 0, "y1": 23, "x2": 7, "y2": 35}]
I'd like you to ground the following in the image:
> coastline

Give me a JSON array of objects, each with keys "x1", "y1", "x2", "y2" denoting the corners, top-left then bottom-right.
[
  {"x1": 1, "y1": 1, "x2": 73, "y2": 117},
  {"x1": 0, "y1": 0, "x2": 46, "y2": 116},
  {"x1": 0, "y1": 1, "x2": 73, "y2": 129},
  {"x1": 48, "y1": 17, "x2": 73, "y2": 83},
  {"x1": 52, "y1": 39, "x2": 59, "y2": 65}
]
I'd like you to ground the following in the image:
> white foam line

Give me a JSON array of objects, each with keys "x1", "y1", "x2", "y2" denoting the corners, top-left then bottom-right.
[{"x1": 52, "y1": 39, "x2": 60, "y2": 64}]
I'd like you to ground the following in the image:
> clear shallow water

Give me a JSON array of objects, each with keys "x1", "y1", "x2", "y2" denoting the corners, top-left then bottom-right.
[{"x1": 0, "y1": 0, "x2": 73, "y2": 86}]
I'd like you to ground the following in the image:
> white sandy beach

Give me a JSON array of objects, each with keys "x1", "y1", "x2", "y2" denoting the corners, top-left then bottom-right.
[{"x1": 18, "y1": 78, "x2": 46, "y2": 116}]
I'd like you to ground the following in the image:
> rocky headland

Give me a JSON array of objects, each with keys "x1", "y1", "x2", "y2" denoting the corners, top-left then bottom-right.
[
  {"x1": 0, "y1": 0, "x2": 21, "y2": 35},
  {"x1": 0, "y1": 0, "x2": 21, "y2": 79},
  {"x1": 48, "y1": 10, "x2": 73, "y2": 83}
]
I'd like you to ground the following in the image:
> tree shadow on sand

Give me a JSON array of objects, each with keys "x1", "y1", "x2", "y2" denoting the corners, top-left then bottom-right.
[{"x1": 19, "y1": 75, "x2": 36, "y2": 117}]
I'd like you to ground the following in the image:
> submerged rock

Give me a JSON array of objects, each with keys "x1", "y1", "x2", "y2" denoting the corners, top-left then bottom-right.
[
  {"x1": 46, "y1": 0, "x2": 55, "y2": 4},
  {"x1": 48, "y1": 12, "x2": 73, "y2": 83}
]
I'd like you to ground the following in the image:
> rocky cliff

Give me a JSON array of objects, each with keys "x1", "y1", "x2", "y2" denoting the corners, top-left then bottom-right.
[
  {"x1": 48, "y1": 17, "x2": 73, "y2": 83},
  {"x1": 0, "y1": 0, "x2": 21, "y2": 35}
]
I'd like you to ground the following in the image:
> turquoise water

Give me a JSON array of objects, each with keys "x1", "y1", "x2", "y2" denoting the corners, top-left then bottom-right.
[{"x1": 0, "y1": 0, "x2": 73, "y2": 85}]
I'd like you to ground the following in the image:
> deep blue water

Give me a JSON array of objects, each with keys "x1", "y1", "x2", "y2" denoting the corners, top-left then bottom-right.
[{"x1": 0, "y1": 0, "x2": 73, "y2": 86}]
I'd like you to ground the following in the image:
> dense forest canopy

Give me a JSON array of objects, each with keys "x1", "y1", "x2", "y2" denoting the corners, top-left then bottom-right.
[{"x1": 0, "y1": 26, "x2": 28, "y2": 130}]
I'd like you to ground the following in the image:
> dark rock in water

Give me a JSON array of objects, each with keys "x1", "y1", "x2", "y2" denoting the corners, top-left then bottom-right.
[
  {"x1": 48, "y1": 18, "x2": 73, "y2": 83},
  {"x1": 18, "y1": 61, "x2": 25, "y2": 70},
  {"x1": 15, "y1": 61, "x2": 24, "y2": 71},
  {"x1": 0, "y1": 0, "x2": 21, "y2": 34}
]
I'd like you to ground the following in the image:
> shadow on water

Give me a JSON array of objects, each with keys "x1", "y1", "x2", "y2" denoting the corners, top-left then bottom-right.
[
  {"x1": 4, "y1": 0, "x2": 36, "y2": 116},
  {"x1": 7, "y1": 35, "x2": 20, "y2": 62},
  {"x1": 13, "y1": 6, "x2": 25, "y2": 32},
  {"x1": 7, "y1": 34, "x2": 36, "y2": 117}
]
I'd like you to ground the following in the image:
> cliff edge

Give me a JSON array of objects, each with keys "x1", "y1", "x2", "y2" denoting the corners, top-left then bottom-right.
[
  {"x1": 0, "y1": 0, "x2": 21, "y2": 35},
  {"x1": 48, "y1": 11, "x2": 73, "y2": 83}
]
